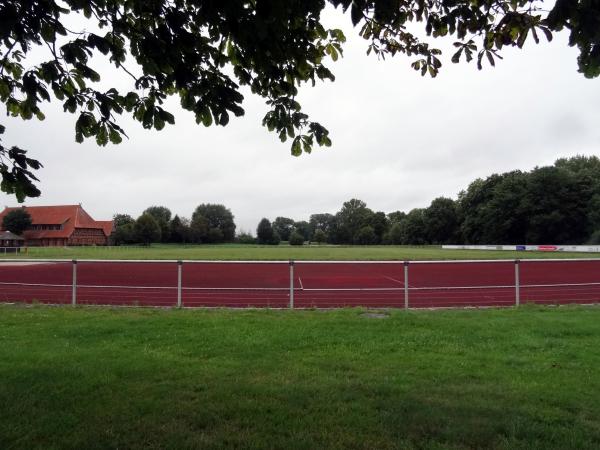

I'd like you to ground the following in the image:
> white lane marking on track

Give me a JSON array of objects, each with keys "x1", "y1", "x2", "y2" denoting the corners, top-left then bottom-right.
[
  {"x1": 298, "y1": 277, "x2": 304, "y2": 290},
  {"x1": 383, "y1": 276, "x2": 405, "y2": 286}
]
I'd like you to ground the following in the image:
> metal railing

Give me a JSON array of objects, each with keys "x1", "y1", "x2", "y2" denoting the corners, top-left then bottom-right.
[
  {"x1": 1, "y1": 258, "x2": 599, "y2": 309},
  {"x1": 0, "y1": 247, "x2": 27, "y2": 255},
  {"x1": 0, "y1": 245, "x2": 149, "y2": 254}
]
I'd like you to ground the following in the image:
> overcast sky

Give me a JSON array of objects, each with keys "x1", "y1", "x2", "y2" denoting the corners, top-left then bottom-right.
[{"x1": 2, "y1": 7, "x2": 599, "y2": 233}]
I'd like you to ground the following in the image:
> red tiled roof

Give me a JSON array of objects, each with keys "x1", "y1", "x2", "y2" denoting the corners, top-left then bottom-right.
[
  {"x1": 0, "y1": 205, "x2": 113, "y2": 240},
  {"x1": 96, "y1": 220, "x2": 115, "y2": 237}
]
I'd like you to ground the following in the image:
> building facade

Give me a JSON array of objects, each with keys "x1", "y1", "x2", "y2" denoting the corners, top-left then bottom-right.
[{"x1": 0, "y1": 205, "x2": 114, "y2": 247}]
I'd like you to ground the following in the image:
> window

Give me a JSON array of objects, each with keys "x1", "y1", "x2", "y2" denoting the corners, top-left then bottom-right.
[{"x1": 31, "y1": 224, "x2": 62, "y2": 230}]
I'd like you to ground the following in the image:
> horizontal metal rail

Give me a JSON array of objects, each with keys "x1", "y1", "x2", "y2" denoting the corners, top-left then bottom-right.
[
  {"x1": 302, "y1": 287, "x2": 405, "y2": 291},
  {"x1": 1, "y1": 258, "x2": 600, "y2": 264},
  {"x1": 0, "y1": 281, "x2": 287, "y2": 291},
  {"x1": 184, "y1": 286, "x2": 290, "y2": 291},
  {"x1": 2, "y1": 280, "x2": 600, "y2": 291},
  {"x1": 0, "y1": 281, "x2": 71, "y2": 288}
]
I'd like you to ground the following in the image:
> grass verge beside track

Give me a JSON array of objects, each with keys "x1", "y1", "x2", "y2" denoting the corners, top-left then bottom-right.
[
  {"x1": 1, "y1": 305, "x2": 599, "y2": 449},
  {"x1": 2, "y1": 243, "x2": 600, "y2": 260}
]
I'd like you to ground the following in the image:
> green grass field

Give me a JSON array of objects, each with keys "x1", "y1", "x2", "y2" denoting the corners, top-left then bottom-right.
[
  {"x1": 1, "y1": 305, "x2": 600, "y2": 449},
  {"x1": 2, "y1": 243, "x2": 599, "y2": 261}
]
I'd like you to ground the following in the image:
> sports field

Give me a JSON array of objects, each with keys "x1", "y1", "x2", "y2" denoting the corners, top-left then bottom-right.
[
  {"x1": 1, "y1": 305, "x2": 599, "y2": 449},
  {"x1": 2, "y1": 243, "x2": 600, "y2": 261}
]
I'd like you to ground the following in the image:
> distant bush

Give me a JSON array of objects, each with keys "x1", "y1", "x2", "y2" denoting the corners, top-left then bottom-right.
[
  {"x1": 114, "y1": 223, "x2": 136, "y2": 245},
  {"x1": 134, "y1": 214, "x2": 161, "y2": 245},
  {"x1": 387, "y1": 222, "x2": 404, "y2": 245},
  {"x1": 588, "y1": 230, "x2": 600, "y2": 245},
  {"x1": 354, "y1": 226, "x2": 377, "y2": 245},
  {"x1": 271, "y1": 231, "x2": 281, "y2": 245},
  {"x1": 237, "y1": 233, "x2": 256, "y2": 244},
  {"x1": 289, "y1": 231, "x2": 304, "y2": 246},
  {"x1": 313, "y1": 229, "x2": 327, "y2": 244},
  {"x1": 207, "y1": 227, "x2": 224, "y2": 243}
]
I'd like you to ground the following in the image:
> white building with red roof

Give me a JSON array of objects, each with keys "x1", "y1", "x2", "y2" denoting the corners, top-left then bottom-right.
[{"x1": 0, "y1": 205, "x2": 114, "y2": 246}]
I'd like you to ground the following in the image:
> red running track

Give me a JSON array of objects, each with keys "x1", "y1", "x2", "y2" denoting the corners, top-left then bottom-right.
[{"x1": 1, "y1": 260, "x2": 600, "y2": 308}]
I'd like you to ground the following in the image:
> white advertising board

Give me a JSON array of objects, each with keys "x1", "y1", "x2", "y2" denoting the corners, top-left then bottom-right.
[{"x1": 442, "y1": 245, "x2": 600, "y2": 253}]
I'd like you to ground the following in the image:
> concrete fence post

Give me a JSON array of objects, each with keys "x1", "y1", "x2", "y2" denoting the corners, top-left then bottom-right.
[
  {"x1": 72, "y1": 259, "x2": 77, "y2": 306},
  {"x1": 289, "y1": 260, "x2": 294, "y2": 309},
  {"x1": 404, "y1": 261, "x2": 409, "y2": 310},
  {"x1": 177, "y1": 260, "x2": 183, "y2": 308},
  {"x1": 515, "y1": 259, "x2": 520, "y2": 307}
]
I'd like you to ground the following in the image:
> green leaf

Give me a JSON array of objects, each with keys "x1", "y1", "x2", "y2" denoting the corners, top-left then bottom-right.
[
  {"x1": 108, "y1": 127, "x2": 123, "y2": 144},
  {"x1": 64, "y1": 97, "x2": 77, "y2": 113},
  {"x1": 96, "y1": 125, "x2": 108, "y2": 146},
  {"x1": 154, "y1": 116, "x2": 165, "y2": 130},
  {"x1": 540, "y1": 27, "x2": 553, "y2": 42},
  {"x1": 291, "y1": 137, "x2": 302, "y2": 156},
  {"x1": 451, "y1": 48, "x2": 463, "y2": 64},
  {"x1": 350, "y1": 3, "x2": 363, "y2": 26},
  {"x1": 201, "y1": 110, "x2": 213, "y2": 127},
  {"x1": 517, "y1": 28, "x2": 529, "y2": 48},
  {"x1": 41, "y1": 23, "x2": 56, "y2": 43}
]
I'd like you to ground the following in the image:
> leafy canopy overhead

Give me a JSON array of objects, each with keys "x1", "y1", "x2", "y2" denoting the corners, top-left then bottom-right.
[{"x1": 1, "y1": 0, "x2": 598, "y2": 200}]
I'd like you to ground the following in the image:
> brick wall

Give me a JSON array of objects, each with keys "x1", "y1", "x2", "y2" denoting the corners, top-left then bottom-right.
[{"x1": 68, "y1": 228, "x2": 108, "y2": 246}]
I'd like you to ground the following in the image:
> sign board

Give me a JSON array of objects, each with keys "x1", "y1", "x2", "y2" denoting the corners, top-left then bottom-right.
[{"x1": 442, "y1": 245, "x2": 600, "y2": 253}]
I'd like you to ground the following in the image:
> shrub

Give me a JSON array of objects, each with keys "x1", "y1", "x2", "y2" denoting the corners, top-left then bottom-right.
[
  {"x1": 271, "y1": 230, "x2": 281, "y2": 245},
  {"x1": 588, "y1": 230, "x2": 600, "y2": 245},
  {"x1": 388, "y1": 222, "x2": 404, "y2": 245},
  {"x1": 114, "y1": 223, "x2": 136, "y2": 245},
  {"x1": 313, "y1": 229, "x2": 327, "y2": 244},
  {"x1": 237, "y1": 232, "x2": 256, "y2": 244},
  {"x1": 354, "y1": 226, "x2": 377, "y2": 245},
  {"x1": 134, "y1": 214, "x2": 161, "y2": 245},
  {"x1": 207, "y1": 227, "x2": 224, "y2": 243},
  {"x1": 289, "y1": 231, "x2": 304, "y2": 246}
]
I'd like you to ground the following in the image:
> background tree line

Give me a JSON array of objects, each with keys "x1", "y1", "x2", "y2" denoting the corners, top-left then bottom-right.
[
  {"x1": 255, "y1": 156, "x2": 600, "y2": 246},
  {"x1": 113, "y1": 204, "x2": 236, "y2": 245},
  {"x1": 113, "y1": 156, "x2": 600, "y2": 246}
]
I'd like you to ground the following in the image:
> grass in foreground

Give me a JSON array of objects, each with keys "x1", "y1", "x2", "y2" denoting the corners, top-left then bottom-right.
[
  {"x1": 1, "y1": 305, "x2": 600, "y2": 449},
  {"x1": 2, "y1": 243, "x2": 599, "y2": 261}
]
